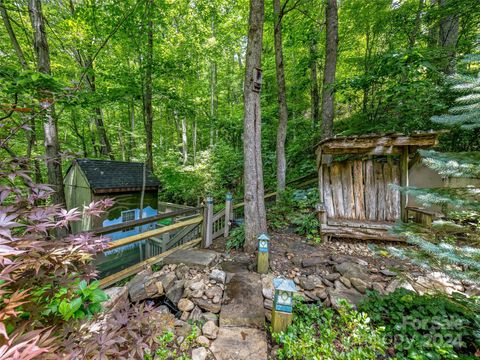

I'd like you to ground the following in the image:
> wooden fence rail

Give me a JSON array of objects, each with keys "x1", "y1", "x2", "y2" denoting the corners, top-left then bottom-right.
[{"x1": 97, "y1": 175, "x2": 318, "y2": 289}]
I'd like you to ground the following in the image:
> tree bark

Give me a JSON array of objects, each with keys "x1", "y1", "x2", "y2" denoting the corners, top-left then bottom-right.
[
  {"x1": 438, "y1": 0, "x2": 459, "y2": 74},
  {"x1": 320, "y1": 0, "x2": 338, "y2": 140},
  {"x1": 273, "y1": 0, "x2": 288, "y2": 194},
  {"x1": 310, "y1": 42, "x2": 320, "y2": 125},
  {"x1": 181, "y1": 116, "x2": 188, "y2": 165},
  {"x1": 243, "y1": 0, "x2": 267, "y2": 252},
  {"x1": 144, "y1": 0, "x2": 154, "y2": 171},
  {"x1": 409, "y1": 0, "x2": 425, "y2": 49},
  {"x1": 29, "y1": 0, "x2": 66, "y2": 207},
  {"x1": 1, "y1": 0, "x2": 28, "y2": 69},
  {"x1": 129, "y1": 97, "x2": 135, "y2": 161}
]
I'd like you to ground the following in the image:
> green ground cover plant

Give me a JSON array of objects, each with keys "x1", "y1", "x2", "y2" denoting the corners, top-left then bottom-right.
[
  {"x1": 359, "y1": 288, "x2": 480, "y2": 359},
  {"x1": 272, "y1": 299, "x2": 386, "y2": 359}
]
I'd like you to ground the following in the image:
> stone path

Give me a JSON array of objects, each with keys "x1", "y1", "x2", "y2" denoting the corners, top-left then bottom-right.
[
  {"x1": 210, "y1": 262, "x2": 268, "y2": 360},
  {"x1": 163, "y1": 248, "x2": 218, "y2": 268}
]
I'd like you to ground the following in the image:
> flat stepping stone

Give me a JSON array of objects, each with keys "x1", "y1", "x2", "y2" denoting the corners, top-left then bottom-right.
[
  {"x1": 220, "y1": 272, "x2": 264, "y2": 328},
  {"x1": 220, "y1": 260, "x2": 249, "y2": 274},
  {"x1": 210, "y1": 326, "x2": 268, "y2": 360},
  {"x1": 163, "y1": 249, "x2": 218, "y2": 268}
]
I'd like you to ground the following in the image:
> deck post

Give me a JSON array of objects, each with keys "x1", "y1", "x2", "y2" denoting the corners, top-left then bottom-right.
[
  {"x1": 202, "y1": 197, "x2": 214, "y2": 248},
  {"x1": 224, "y1": 192, "x2": 233, "y2": 238},
  {"x1": 400, "y1": 146, "x2": 409, "y2": 222}
]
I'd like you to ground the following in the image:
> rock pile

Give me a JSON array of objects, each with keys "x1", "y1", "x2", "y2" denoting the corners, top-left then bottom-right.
[
  {"x1": 103, "y1": 262, "x2": 229, "y2": 360},
  {"x1": 261, "y1": 252, "x2": 479, "y2": 314}
]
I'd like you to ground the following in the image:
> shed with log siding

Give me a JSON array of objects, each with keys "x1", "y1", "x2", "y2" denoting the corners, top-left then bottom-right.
[{"x1": 315, "y1": 132, "x2": 441, "y2": 241}]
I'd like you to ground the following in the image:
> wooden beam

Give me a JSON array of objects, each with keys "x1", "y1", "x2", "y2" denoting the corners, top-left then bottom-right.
[
  {"x1": 400, "y1": 146, "x2": 409, "y2": 222},
  {"x1": 106, "y1": 216, "x2": 203, "y2": 250},
  {"x1": 99, "y1": 238, "x2": 201, "y2": 288},
  {"x1": 94, "y1": 206, "x2": 201, "y2": 235}
]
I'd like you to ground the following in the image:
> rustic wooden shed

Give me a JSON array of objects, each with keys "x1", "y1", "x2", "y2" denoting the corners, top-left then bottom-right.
[
  {"x1": 315, "y1": 132, "x2": 441, "y2": 241},
  {"x1": 64, "y1": 159, "x2": 160, "y2": 236}
]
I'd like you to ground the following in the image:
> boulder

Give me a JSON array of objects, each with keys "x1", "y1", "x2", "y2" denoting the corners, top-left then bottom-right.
[
  {"x1": 380, "y1": 269, "x2": 397, "y2": 277},
  {"x1": 210, "y1": 269, "x2": 227, "y2": 284},
  {"x1": 335, "y1": 262, "x2": 371, "y2": 282},
  {"x1": 261, "y1": 274, "x2": 274, "y2": 300},
  {"x1": 202, "y1": 320, "x2": 219, "y2": 340},
  {"x1": 205, "y1": 286, "x2": 223, "y2": 300},
  {"x1": 210, "y1": 327, "x2": 268, "y2": 360},
  {"x1": 327, "y1": 288, "x2": 364, "y2": 309},
  {"x1": 350, "y1": 277, "x2": 368, "y2": 294},
  {"x1": 166, "y1": 280, "x2": 185, "y2": 304},
  {"x1": 385, "y1": 279, "x2": 416, "y2": 294},
  {"x1": 156, "y1": 272, "x2": 177, "y2": 292},
  {"x1": 298, "y1": 276, "x2": 315, "y2": 291},
  {"x1": 103, "y1": 286, "x2": 128, "y2": 311},
  {"x1": 302, "y1": 256, "x2": 331, "y2": 268},
  {"x1": 201, "y1": 312, "x2": 218, "y2": 325},
  {"x1": 189, "y1": 306, "x2": 203, "y2": 322},
  {"x1": 175, "y1": 320, "x2": 192, "y2": 337},
  {"x1": 196, "y1": 335, "x2": 210, "y2": 347},
  {"x1": 324, "y1": 273, "x2": 341, "y2": 281},
  {"x1": 192, "y1": 297, "x2": 222, "y2": 313},
  {"x1": 178, "y1": 298, "x2": 195, "y2": 312},
  {"x1": 263, "y1": 298, "x2": 273, "y2": 310},
  {"x1": 339, "y1": 276, "x2": 352, "y2": 288},
  {"x1": 175, "y1": 264, "x2": 190, "y2": 280},
  {"x1": 192, "y1": 347, "x2": 208, "y2": 360}
]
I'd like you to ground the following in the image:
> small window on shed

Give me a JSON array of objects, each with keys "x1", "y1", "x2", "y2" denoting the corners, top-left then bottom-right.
[{"x1": 121, "y1": 210, "x2": 136, "y2": 232}]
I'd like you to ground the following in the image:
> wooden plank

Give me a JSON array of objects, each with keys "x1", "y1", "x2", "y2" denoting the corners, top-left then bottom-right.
[
  {"x1": 384, "y1": 162, "x2": 394, "y2": 221},
  {"x1": 327, "y1": 218, "x2": 394, "y2": 230},
  {"x1": 400, "y1": 147, "x2": 409, "y2": 221},
  {"x1": 106, "y1": 216, "x2": 203, "y2": 250},
  {"x1": 94, "y1": 206, "x2": 201, "y2": 236},
  {"x1": 320, "y1": 225, "x2": 402, "y2": 242},
  {"x1": 99, "y1": 238, "x2": 202, "y2": 288},
  {"x1": 341, "y1": 161, "x2": 355, "y2": 219},
  {"x1": 392, "y1": 164, "x2": 401, "y2": 220},
  {"x1": 374, "y1": 162, "x2": 386, "y2": 221},
  {"x1": 323, "y1": 166, "x2": 334, "y2": 218},
  {"x1": 212, "y1": 208, "x2": 226, "y2": 222},
  {"x1": 364, "y1": 160, "x2": 376, "y2": 220},
  {"x1": 353, "y1": 160, "x2": 365, "y2": 220},
  {"x1": 330, "y1": 163, "x2": 345, "y2": 218}
]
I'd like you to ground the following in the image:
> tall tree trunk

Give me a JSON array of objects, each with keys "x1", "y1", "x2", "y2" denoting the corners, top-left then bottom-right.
[
  {"x1": 273, "y1": 0, "x2": 288, "y2": 194},
  {"x1": 209, "y1": 61, "x2": 217, "y2": 147},
  {"x1": 193, "y1": 119, "x2": 197, "y2": 164},
  {"x1": 243, "y1": 0, "x2": 267, "y2": 252},
  {"x1": 129, "y1": 98, "x2": 135, "y2": 161},
  {"x1": 409, "y1": 0, "x2": 425, "y2": 48},
  {"x1": 209, "y1": 19, "x2": 217, "y2": 147},
  {"x1": 1, "y1": 0, "x2": 29, "y2": 69},
  {"x1": 438, "y1": 0, "x2": 459, "y2": 74},
  {"x1": 29, "y1": 0, "x2": 66, "y2": 207},
  {"x1": 181, "y1": 116, "x2": 188, "y2": 165},
  {"x1": 144, "y1": 0, "x2": 154, "y2": 171},
  {"x1": 310, "y1": 42, "x2": 320, "y2": 125},
  {"x1": 320, "y1": 0, "x2": 338, "y2": 140}
]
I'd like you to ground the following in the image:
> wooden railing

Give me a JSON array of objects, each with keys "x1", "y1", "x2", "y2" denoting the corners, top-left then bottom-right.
[{"x1": 98, "y1": 173, "x2": 318, "y2": 288}]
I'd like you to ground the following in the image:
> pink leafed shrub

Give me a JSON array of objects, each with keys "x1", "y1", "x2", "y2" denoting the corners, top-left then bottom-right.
[{"x1": 0, "y1": 158, "x2": 112, "y2": 358}]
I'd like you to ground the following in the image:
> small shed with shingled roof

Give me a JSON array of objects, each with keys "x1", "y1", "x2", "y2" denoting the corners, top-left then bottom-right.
[
  {"x1": 64, "y1": 158, "x2": 160, "y2": 235},
  {"x1": 315, "y1": 132, "x2": 442, "y2": 241}
]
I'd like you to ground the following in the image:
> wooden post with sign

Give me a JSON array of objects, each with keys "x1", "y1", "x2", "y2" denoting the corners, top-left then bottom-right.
[
  {"x1": 224, "y1": 192, "x2": 233, "y2": 238},
  {"x1": 257, "y1": 233, "x2": 269, "y2": 274}
]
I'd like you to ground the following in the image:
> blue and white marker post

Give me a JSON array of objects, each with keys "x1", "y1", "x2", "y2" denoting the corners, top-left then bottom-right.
[
  {"x1": 271, "y1": 277, "x2": 297, "y2": 333},
  {"x1": 257, "y1": 233, "x2": 270, "y2": 274}
]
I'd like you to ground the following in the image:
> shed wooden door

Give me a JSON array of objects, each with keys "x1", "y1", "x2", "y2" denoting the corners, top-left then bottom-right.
[{"x1": 323, "y1": 160, "x2": 400, "y2": 222}]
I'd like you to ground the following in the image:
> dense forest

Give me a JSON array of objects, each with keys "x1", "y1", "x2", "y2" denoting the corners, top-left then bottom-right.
[
  {"x1": 1, "y1": 0, "x2": 480, "y2": 358},
  {"x1": 1, "y1": 0, "x2": 478, "y2": 205}
]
